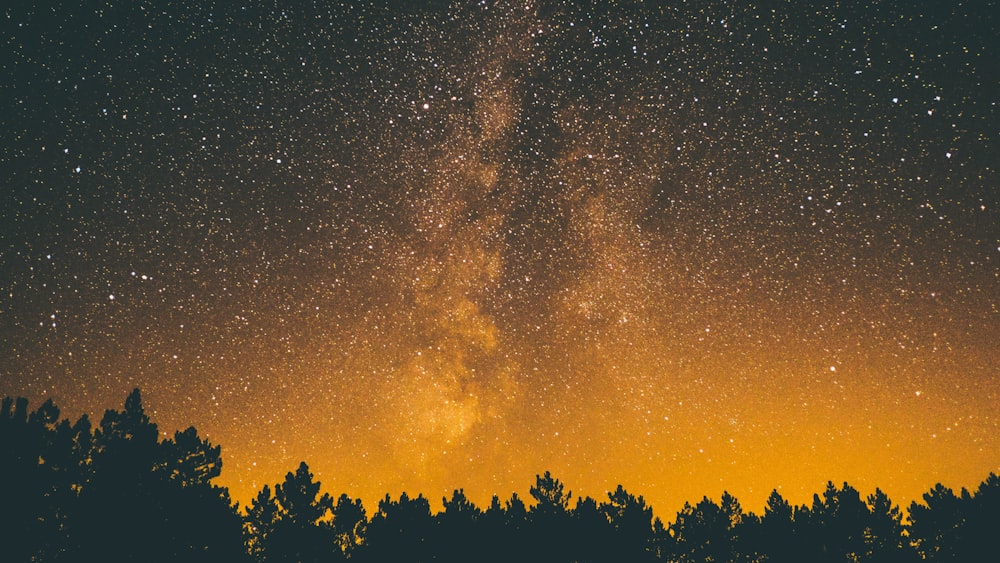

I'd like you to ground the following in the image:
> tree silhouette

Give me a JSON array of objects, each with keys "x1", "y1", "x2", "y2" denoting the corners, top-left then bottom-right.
[
  {"x1": 649, "y1": 516, "x2": 673, "y2": 562},
  {"x1": 863, "y1": 487, "x2": 916, "y2": 562},
  {"x1": 155, "y1": 427, "x2": 245, "y2": 561},
  {"x1": 907, "y1": 481, "x2": 986, "y2": 562},
  {"x1": 1, "y1": 396, "x2": 75, "y2": 560},
  {"x1": 436, "y1": 489, "x2": 483, "y2": 563},
  {"x1": 719, "y1": 490, "x2": 747, "y2": 558},
  {"x1": 331, "y1": 493, "x2": 366, "y2": 558},
  {"x1": 487, "y1": 492, "x2": 531, "y2": 562},
  {"x1": 162, "y1": 426, "x2": 223, "y2": 486},
  {"x1": 361, "y1": 492, "x2": 435, "y2": 562},
  {"x1": 245, "y1": 484, "x2": 281, "y2": 562},
  {"x1": 505, "y1": 491, "x2": 529, "y2": 527},
  {"x1": 962, "y1": 473, "x2": 1000, "y2": 562},
  {"x1": 267, "y1": 461, "x2": 337, "y2": 563},
  {"x1": 530, "y1": 470, "x2": 572, "y2": 516},
  {"x1": 796, "y1": 480, "x2": 913, "y2": 563},
  {"x1": 601, "y1": 484, "x2": 657, "y2": 562},
  {"x1": 70, "y1": 388, "x2": 167, "y2": 559},
  {"x1": 670, "y1": 494, "x2": 741, "y2": 563},
  {"x1": 55, "y1": 389, "x2": 245, "y2": 561},
  {"x1": 750, "y1": 489, "x2": 797, "y2": 563},
  {"x1": 527, "y1": 471, "x2": 573, "y2": 562},
  {"x1": 909, "y1": 483, "x2": 959, "y2": 560},
  {"x1": 5, "y1": 390, "x2": 1000, "y2": 562},
  {"x1": 573, "y1": 495, "x2": 614, "y2": 561}
]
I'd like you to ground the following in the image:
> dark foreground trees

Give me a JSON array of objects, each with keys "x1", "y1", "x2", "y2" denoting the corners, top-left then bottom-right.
[
  {"x1": 1, "y1": 390, "x2": 244, "y2": 561},
  {"x1": 3, "y1": 391, "x2": 998, "y2": 562}
]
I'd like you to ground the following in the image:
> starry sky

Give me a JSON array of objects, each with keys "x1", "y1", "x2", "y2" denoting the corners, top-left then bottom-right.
[{"x1": 2, "y1": 1, "x2": 997, "y2": 516}]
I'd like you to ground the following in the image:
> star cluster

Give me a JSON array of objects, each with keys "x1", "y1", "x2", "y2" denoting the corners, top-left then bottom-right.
[{"x1": 2, "y1": 1, "x2": 997, "y2": 515}]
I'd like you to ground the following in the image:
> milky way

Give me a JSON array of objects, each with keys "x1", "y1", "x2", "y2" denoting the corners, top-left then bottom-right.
[{"x1": 2, "y1": 1, "x2": 997, "y2": 515}]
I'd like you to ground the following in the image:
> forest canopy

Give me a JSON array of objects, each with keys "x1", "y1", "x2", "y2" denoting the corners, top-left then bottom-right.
[{"x1": 2, "y1": 390, "x2": 997, "y2": 562}]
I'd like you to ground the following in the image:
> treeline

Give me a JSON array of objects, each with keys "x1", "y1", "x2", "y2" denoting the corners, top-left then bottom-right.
[{"x1": 2, "y1": 390, "x2": 997, "y2": 562}]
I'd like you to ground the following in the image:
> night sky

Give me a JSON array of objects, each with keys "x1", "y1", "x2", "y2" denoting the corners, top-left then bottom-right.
[{"x1": 2, "y1": 1, "x2": 997, "y2": 516}]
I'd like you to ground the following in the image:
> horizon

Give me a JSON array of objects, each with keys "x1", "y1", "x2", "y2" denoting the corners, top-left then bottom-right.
[{"x1": 7, "y1": 386, "x2": 995, "y2": 519}]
